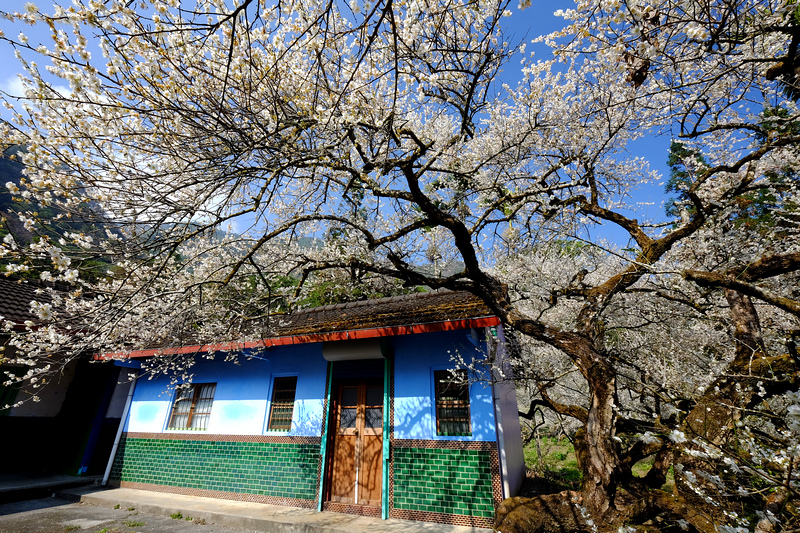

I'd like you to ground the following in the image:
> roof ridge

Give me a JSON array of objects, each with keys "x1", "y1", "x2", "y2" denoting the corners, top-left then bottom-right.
[{"x1": 291, "y1": 288, "x2": 457, "y2": 316}]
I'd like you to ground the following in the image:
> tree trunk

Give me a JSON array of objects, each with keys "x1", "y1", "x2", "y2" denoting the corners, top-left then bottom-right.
[
  {"x1": 670, "y1": 290, "x2": 798, "y2": 529},
  {"x1": 574, "y1": 344, "x2": 620, "y2": 518},
  {"x1": 505, "y1": 290, "x2": 622, "y2": 519},
  {"x1": 724, "y1": 288, "x2": 766, "y2": 369}
]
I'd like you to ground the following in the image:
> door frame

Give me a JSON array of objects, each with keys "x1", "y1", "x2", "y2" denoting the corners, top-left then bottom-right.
[{"x1": 317, "y1": 357, "x2": 391, "y2": 518}]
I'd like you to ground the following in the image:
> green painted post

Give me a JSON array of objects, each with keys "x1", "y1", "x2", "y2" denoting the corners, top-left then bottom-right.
[
  {"x1": 317, "y1": 361, "x2": 334, "y2": 512},
  {"x1": 381, "y1": 355, "x2": 390, "y2": 519}
]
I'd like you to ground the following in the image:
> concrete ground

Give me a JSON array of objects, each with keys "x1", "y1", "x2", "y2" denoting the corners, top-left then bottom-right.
[
  {"x1": 0, "y1": 497, "x2": 254, "y2": 533},
  {"x1": 60, "y1": 487, "x2": 489, "y2": 533},
  {"x1": 0, "y1": 481, "x2": 491, "y2": 533}
]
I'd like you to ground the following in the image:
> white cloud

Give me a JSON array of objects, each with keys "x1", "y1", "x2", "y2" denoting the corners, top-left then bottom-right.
[
  {"x1": 1, "y1": 73, "x2": 72, "y2": 98},
  {"x1": 0, "y1": 73, "x2": 74, "y2": 120},
  {"x1": 0, "y1": 74, "x2": 26, "y2": 98}
]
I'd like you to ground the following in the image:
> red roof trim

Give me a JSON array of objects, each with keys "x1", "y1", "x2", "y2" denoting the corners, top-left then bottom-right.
[{"x1": 96, "y1": 316, "x2": 501, "y2": 360}]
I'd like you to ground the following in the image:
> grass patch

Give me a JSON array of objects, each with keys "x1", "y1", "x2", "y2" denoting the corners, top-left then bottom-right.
[
  {"x1": 64, "y1": 526, "x2": 81, "y2": 532},
  {"x1": 123, "y1": 521, "x2": 144, "y2": 527},
  {"x1": 631, "y1": 459, "x2": 675, "y2": 492},
  {"x1": 632, "y1": 457, "x2": 654, "y2": 478},
  {"x1": 662, "y1": 466, "x2": 675, "y2": 493},
  {"x1": 524, "y1": 436, "x2": 582, "y2": 490},
  {"x1": 113, "y1": 504, "x2": 120, "y2": 510},
  {"x1": 170, "y1": 512, "x2": 183, "y2": 520},
  {"x1": 524, "y1": 436, "x2": 677, "y2": 495}
]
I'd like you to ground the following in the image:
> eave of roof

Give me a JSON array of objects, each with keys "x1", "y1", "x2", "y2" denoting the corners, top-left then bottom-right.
[{"x1": 98, "y1": 316, "x2": 500, "y2": 360}]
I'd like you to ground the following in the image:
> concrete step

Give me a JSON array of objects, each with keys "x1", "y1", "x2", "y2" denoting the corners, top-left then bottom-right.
[
  {"x1": 54, "y1": 484, "x2": 109, "y2": 502},
  {"x1": 0, "y1": 475, "x2": 101, "y2": 504}
]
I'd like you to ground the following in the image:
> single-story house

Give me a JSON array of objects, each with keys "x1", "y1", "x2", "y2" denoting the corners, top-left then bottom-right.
[{"x1": 103, "y1": 290, "x2": 524, "y2": 528}]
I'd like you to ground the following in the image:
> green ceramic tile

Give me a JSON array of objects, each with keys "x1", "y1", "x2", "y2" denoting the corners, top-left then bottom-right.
[
  {"x1": 111, "y1": 437, "x2": 319, "y2": 500},
  {"x1": 391, "y1": 447, "x2": 494, "y2": 518}
]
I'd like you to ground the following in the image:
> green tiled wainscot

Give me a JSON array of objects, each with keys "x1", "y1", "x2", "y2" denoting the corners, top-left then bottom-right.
[
  {"x1": 392, "y1": 447, "x2": 494, "y2": 518},
  {"x1": 110, "y1": 437, "x2": 319, "y2": 500}
]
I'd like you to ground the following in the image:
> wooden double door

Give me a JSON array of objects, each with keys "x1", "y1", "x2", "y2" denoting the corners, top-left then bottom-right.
[{"x1": 327, "y1": 380, "x2": 383, "y2": 507}]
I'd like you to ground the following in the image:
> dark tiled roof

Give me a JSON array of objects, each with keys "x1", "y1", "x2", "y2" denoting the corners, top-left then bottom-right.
[
  {"x1": 268, "y1": 289, "x2": 494, "y2": 337},
  {"x1": 104, "y1": 289, "x2": 499, "y2": 358},
  {"x1": 0, "y1": 276, "x2": 50, "y2": 326}
]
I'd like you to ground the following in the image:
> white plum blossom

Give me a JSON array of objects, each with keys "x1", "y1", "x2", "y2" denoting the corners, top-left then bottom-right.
[
  {"x1": 787, "y1": 391, "x2": 800, "y2": 434},
  {"x1": 639, "y1": 432, "x2": 661, "y2": 445},
  {"x1": 29, "y1": 301, "x2": 53, "y2": 321},
  {"x1": 668, "y1": 429, "x2": 687, "y2": 443},
  {"x1": 684, "y1": 23, "x2": 710, "y2": 41}
]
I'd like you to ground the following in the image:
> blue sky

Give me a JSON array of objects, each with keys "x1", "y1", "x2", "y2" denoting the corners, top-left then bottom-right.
[{"x1": 0, "y1": 1, "x2": 673, "y2": 246}]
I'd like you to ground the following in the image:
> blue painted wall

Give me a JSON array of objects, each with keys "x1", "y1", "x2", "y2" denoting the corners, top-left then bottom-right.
[
  {"x1": 123, "y1": 328, "x2": 496, "y2": 442},
  {"x1": 392, "y1": 329, "x2": 497, "y2": 442},
  {"x1": 125, "y1": 344, "x2": 328, "y2": 436}
]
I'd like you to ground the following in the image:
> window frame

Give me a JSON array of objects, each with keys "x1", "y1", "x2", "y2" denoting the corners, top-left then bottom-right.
[
  {"x1": 166, "y1": 382, "x2": 216, "y2": 431},
  {"x1": 433, "y1": 369, "x2": 472, "y2": 437},
  {"x1": 267, "y1": 375, "x2": 298, "y2": 432}
]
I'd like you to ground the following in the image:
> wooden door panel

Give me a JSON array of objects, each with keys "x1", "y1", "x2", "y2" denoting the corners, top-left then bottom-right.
[
  {"x1": 330, "y1": 433, "x2": 356, "y2": 502},
  {"x1": 328, "y1": 380, "x2": 383, "y2": 508},
  {"x1": 359, "y1": 433, "x2": 382, "y2": 505}
]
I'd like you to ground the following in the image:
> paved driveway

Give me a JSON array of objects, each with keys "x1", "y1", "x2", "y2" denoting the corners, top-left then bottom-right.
[{"x1": 0, "y1": 498, "x2": 255, "y2": 533}]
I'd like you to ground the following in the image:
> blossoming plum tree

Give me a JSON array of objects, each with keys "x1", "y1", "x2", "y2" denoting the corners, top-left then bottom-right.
[{"x1": 0, "y1": 0, "x2": 798, "y2": 529}]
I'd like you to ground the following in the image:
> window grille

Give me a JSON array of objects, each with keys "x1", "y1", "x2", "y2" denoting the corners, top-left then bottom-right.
[
  {"x1": 434, "y1": 370, "x2": 471, "y2": 436},
  {"x1": 268, "y1": 376, "x2": 297, "y2": 431},
  {"x1": 167, "y1": 383, "x2": 216, "y2": 430}
]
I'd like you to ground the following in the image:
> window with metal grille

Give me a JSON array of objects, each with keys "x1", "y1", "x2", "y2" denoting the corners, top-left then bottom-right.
[
  {"x1": 267, "y1": 376, "x2": 297, "y2": 431},
  {"x1": 434, "y1": 370, "x2": 471, "y2": 436},
  {"x1": 167, "y1": 383, "x2": 216, "y2": 430}
]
